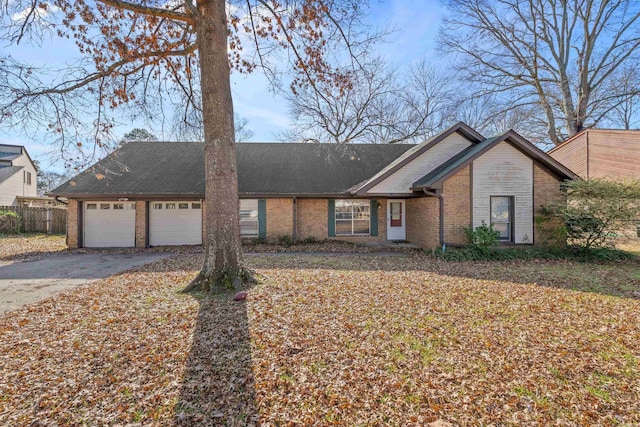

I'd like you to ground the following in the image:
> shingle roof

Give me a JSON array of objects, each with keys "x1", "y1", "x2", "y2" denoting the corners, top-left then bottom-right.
[
  {"x1": 0, "y1": 166, "x2": 23, "y2": 185},
  {"x1": 0, "y1": 153, "x2": 21, "y2": 161},
  {"x1": 50, "y1": 142, "x2": 413, "y2": 197}
]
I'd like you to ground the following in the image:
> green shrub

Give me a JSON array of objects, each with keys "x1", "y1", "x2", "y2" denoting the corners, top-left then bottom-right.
[
  {"x1": 463, "y1": 222, "x2": 500, "y2": 253},
  {"x1": 431, "y1": 246, "x2": 634, "y2": 263},
  {"x1": 0, "y1": 210, "x2": 21, "y2": 234},
  {"x1": 539, "y1": 178, "x2": 640, "y2": 249},
  {"x1": 301, "y1": 236, "x2": 318, "y2": 244}
]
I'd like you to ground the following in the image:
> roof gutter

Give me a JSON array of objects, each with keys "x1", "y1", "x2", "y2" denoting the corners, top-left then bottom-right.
[
  {"x1": 54, "y1": 196, "x2": 69, "y2": 206},
  {"x1": 423, "y1": 189, "x2": 444, "y2": 248}
]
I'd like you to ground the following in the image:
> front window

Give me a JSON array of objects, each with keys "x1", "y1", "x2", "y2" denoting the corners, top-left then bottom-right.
[
  {"x1": 335, "y1": 200, "x2": 370, "y2": 236},
  {"x1": 490, "y1": 196, "x2": 513, "y2": 241},
  {"x1": 240, "y1": 199, "x2": 259, "y2": 237}
]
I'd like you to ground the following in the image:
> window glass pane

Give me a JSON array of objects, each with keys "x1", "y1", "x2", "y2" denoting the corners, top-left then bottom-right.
[
  {"x1": 100, "y1": 203, "x2": 110, "y2": 210},
  {"x1": 491, "y1": 197, "x2": 510, "y2": 221},
  {"x1": 166, "y1": 203, "x2": 176, "y2": 210},
  {"x1": 240, "y1": 221, "x2": 259, "y2": 237},
  {"x1": 334, "y1": 199, "x2": 370, "y2": 235},
  {"x1": 192, "y1": 203, "x2": 201, "y2": 209},
  {"x1": 240, "y1": 199, "x2": 258, "y2": 220},
  {"x1": 353, "y1": 220, "x2": 370, "y2": 235},
  {"x1": 335, "y1": 211, "x2": 353, "y2": 220},
  {"x1": 153, "y1": 203, "x2": 162, "y2": 210},
  {"x1": 113, "y1": 203, "x2": 124, "y2": 210},
  {"x1": 493, "y1": 222, "x2": 511, "y2": 240},
  {"x1": 178, "y1": 203, "x2": 189, "y2": 209},
  {"x1": 86, "y1": 204, "x2": 97, "y2": 210},
  {"x1": 336, "y1": 220, "x2": 352, "y2": 235}
]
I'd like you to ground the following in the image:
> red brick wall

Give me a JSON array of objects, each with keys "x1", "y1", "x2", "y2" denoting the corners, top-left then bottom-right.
[
  {"x1": 266, "y1": 198, "x2": 294, "y2": 241},
  {"x1": 442, "y1": 166, "x2": 471, "y2": 245},
  {"x1": 533, "y1": 163, "x2": 566, "y2": 247},
  {"x1": 135, "y1": 201, "x2": 146, "y2": 247},
  {"x1": 66, "y1": 199, "x2": 79, "y2": 249},
  {"x1": 406, "y1": 197, "x2": 440, "y2": 249}
]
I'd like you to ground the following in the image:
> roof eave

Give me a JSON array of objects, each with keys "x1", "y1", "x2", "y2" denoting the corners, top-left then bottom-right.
[{"x1": 356, "y1": 122, "x2": 485, "y2": 194}]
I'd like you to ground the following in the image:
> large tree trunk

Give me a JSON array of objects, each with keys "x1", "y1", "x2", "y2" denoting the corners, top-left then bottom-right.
[{"x1": 185, "y1": 0, "x2": 248, "y2": 293}]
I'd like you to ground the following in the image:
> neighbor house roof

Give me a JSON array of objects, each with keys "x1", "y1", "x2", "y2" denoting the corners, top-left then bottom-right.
[
  {"x1": 49, "y1": 142, "x2": 413, "y2": 198},
  {"x1": 0, "y1": 153, "x2": 21, "y2": 161},
  {"x1": 412, "y1": 130, "x2": 578, "y2": 190},
  {"x1": 0, "y1": 166, "x2": 23, "y2": 185}
]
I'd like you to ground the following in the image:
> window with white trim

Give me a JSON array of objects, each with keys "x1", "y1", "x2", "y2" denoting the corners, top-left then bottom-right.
[
  {"x1": 240, "y1": 199, "x2": 259, "y2": 237},
  {"x1": 86, "y1": 203, "x2": 97, "y2": 210},
  {"x1": 490, "y1": 196, "x2": 513, "y2": 241},
  {"x1": 335, "y1": 200, "x2": 370, "y2": 235}
]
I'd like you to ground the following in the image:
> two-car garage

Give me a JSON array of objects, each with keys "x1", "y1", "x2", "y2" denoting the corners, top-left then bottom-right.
[{"x1": 83, "y1": 200, "x2": 202, "y2": 247}]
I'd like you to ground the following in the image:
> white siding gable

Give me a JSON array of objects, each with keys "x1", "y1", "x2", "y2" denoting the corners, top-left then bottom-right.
[
  {"x1": 368, "y1": 132, "x2": 472, "y2": 194},
  {"x1": 472, "y1": 141, "x2": 533, "y2": 244}
]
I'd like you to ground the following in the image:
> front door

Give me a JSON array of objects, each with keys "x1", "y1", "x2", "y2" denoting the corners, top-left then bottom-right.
[{"x1": 387, "y1": 200, "x2": 406, "y2": 241}]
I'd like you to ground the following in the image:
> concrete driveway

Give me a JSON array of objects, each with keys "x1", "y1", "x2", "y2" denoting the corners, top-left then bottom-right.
[{"x1": 0, "y1": 252, "x2": 170, "y2": 315}]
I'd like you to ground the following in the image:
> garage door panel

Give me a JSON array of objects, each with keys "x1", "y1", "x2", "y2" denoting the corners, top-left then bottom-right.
[
  {"x1": 150, "y1": 201, "x2": 202, "y2": 246},
  {"x1": 84, "y1": 202, "x2": 136, "y2": 247}
]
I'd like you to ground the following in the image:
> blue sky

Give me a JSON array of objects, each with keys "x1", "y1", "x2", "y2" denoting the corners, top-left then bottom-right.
[{"x1": 0, "y1": 1, "x2": 446, "y2": 172}]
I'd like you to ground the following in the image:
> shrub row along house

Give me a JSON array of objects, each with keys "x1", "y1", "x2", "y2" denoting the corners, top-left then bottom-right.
[{"x1": 50, "y1": 122, "x2": 576, "y2": 249}]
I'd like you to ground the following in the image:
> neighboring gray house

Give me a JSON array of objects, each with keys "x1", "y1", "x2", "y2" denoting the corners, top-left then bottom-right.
[{"x1": 0, "y1": 144, "x2": 38, "y2": 206}]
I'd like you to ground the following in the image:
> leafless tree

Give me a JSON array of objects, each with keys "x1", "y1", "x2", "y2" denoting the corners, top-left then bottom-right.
[
  {"x1": 608, "y1": 67, "x2": 640, "y2": 129},
  {"x1": 0, "y1": 0, "x2": 379, "y2": 291},
  {"x1": 282, "y1": 58, "x2": 452, "y2": 144},
  {"x1": 439, "y1": 0, "x2": 640, "y2": 145}
]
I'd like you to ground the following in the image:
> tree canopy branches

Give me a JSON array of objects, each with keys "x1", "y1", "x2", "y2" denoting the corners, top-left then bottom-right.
[{"x1": 439, "y1": 0, "x2": 640, "y2": 145}]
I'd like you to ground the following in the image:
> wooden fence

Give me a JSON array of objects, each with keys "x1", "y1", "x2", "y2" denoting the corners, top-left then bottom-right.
[{"x1": 0, "y1": 205, "x2": 67, "y2": 234}]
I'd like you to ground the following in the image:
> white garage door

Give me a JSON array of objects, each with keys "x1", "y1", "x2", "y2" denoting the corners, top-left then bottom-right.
[
  {"x1": 150, "y1": 201, "x2": 202, "y2": 246},
  {"x1": 84, "y1": 202, "x2": 136, "y2": 247}
]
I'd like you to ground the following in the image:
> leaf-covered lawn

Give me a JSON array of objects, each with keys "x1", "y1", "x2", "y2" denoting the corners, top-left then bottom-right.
[
  {"x1": 0, "y1": 233, "x2": 66, "y2": 261},
  {"x1": 1, "y1": 253, "x2": 639, "y2": 425}
]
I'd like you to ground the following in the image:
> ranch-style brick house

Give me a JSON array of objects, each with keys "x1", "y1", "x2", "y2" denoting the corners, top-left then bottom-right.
[{"x1": 50, "y1": 122, "x2": 577, "y2": 249}]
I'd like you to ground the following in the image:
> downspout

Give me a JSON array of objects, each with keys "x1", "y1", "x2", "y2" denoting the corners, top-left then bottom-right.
[
  {"x1": 423, "y1": 189, "x2": 445, "y2": 251},
  {"x1": 292, "y1": 197, "x2": 298, "y2": 244}
]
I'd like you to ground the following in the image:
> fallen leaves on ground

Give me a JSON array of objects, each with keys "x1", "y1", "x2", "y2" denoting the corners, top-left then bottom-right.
[
  {"x1": 0, "y1": 253, "x2": 639, "y2": 425},
  {"x1": 0, "y1": 234, "x2": 67, "y2": 261}
]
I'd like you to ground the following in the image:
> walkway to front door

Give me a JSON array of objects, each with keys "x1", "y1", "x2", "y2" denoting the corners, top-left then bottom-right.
[{"x1": 386, "y1": 199, "x2": 406, "y2": 240}]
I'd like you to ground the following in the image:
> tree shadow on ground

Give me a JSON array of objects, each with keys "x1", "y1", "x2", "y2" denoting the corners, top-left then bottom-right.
[
  {"x1": 245, "y1": 252, "x2": 640, "y2": 300},
  {"x1": 174, "y1": 290, "x2": 258, "y2": 426}
]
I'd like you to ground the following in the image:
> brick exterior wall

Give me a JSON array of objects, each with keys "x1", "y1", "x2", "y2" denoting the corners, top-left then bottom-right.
[
  {"x1": 533, "y1": 163, "x2": 566, "y2": 247},
  {"x1": 66, "y1": 199, "x2": 79, "y2": 249},
  {"x1": 296, "y1": 198, "x2": 387, "y2": 243},
  {"x1": 442, "y1": 165, "x2": 471, "y2": 245},
  {"x1": 266, "y1": 198, "x2": 294, "y2": 241},
  {"x1": 406, "y1": 197, "x2": 440, "y2": 249},
  {"x1": 135, "y1": 200, "x2": 146, "y2": 248},
  {"x1": 297, "y1": 198, "x2": 328, "y2": 240}
]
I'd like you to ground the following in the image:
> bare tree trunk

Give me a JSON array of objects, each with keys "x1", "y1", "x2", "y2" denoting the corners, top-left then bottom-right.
[{"x1": 185, "y1": 0, "x2": 249, "y2": 293}]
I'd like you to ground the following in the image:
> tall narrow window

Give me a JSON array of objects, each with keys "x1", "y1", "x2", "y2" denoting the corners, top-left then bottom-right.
[
  {"x1": 240, "y1": 199, "x2": 259, "y2": 237},
  {"x1": 335, "y1": 200, "x2": 370, "y2": 235},
  {"x1": 490, "y1": 196, "x2": 513, "y2": 241}
]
